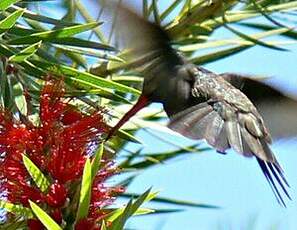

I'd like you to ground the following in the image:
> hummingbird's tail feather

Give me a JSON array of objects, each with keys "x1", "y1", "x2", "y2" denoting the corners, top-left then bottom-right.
[{"x1": 257, "y1": 158, "x2": 291, "y2": 207}]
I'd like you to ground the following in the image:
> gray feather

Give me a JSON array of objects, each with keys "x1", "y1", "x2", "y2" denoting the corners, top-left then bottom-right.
[
  {"x1": 168, "y1": 103, "x2": 212, "y2": 137},
  {"x1": 225, "y1": 119, "x2": 244, "y2": 155},
  {"x1": 213, "y1": 123, "x2": 230, "y2": 153}
]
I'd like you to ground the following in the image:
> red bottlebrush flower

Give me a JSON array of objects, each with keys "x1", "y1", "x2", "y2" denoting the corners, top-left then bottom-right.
[
  {"x1": 75, "y1": 218, "x2": 100, "y2": 230},
  {"x1": 0, "y1": 78, "x2": 122, "y2": 227},
  {"x1": 61, "y1": 105, "x2": 84, "y2": 125},
  {"x1": 50, "y1": 209, "x2": 63, "y2": 224},
  {"x1": 27, "y1": 219, "x2": 44, "y2": 230},
  {"x1": 45, "y1": 182, "x2": 67, "y2": 208},
  {"x1": 46, "y1": 111, "x2": 108, "y2": 183}
]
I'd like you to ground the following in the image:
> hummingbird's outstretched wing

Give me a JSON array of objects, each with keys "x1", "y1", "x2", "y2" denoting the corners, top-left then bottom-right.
[
  {"x1": 221, "y1": 73, "x2": 297, "y2": 138},
  {"x1": 167, "y1": 68, "x2": 291, "y2": 206}
]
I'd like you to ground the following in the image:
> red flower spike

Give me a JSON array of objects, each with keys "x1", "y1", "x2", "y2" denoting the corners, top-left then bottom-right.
[
  {"x1": 61, "y1": 105, "x2": 83, "y2": 125},
  {"x1": 47, "y1": 112, "x2": 108, "y2": 183},
  {"x1": 27, "y1": 219, "x2": 44, "y2": 230},
  {"x1": 75, "y1": 218, "x2": 99, "y2": 230},
  {"x1": 50, "y1": 209, "x2": 63, "y2": 224},
  {"x1": 5, "y1": 180, "x2": 44, "y2": 206},
  {"x1": 46, "y1": 182, "x2": 67, "y2": 208}
]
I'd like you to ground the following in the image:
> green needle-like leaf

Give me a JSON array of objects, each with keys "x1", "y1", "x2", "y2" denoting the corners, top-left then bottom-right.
[
  {"x1": 107, "y1": 207, "x2": 155, "y2": 222},
  {"x1": 22, "y1": 154, "x2": 50, "y2": 193},
  {"x1": 8, "y1": 22, "x2": 102, "y2": 45},
  {"x1": 101, "y1": 221, "x2": 107, "y2": 230},
  {"x1": 76, "y1": 158, "x2": 92, "y2": 221},
  {"x1": 222, "y1": 21, "x2": 288, "y2": 51},
  {"x1": 109, "y1": 188, "x2": 156, "y2": 230},
  {"x1": 0, "y1": 0, "x2": 21, "y2": 10},
  {"x1": 9, "y1": 41, "x2": 42, "y2": 62},
  {"x1": 0, "y1": 200, "x2": 33, "y2": 218},
  {"x1": 29, "y1": 201, "x2": 62, "y2": 230},
  {"x1": 0, "y1": 9, "x2": 24, "y2": 34},
  {"x1": 120, "y1": 193, "x2": 220, "y2": 209},
  {"x1": 31, "y1": 60, "x2": 140, "y2": 95},
  {"x1": 91, "y1": 144, "x2": 103, "y2": 180},
  {"x1": 13, "y1": 81, "x2": 28, "y2": 115}
]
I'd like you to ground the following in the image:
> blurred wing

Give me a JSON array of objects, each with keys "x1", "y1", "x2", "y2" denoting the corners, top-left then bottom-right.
[
  {"x1": 168, "y1": 100, "x2": 290, "y2": 206},
  {"x1": 221, "y1": 73, "x2": 297, "y2": 138},
  {"x1": 101, "y1": 1, "x2": 181, "y2": 68}
]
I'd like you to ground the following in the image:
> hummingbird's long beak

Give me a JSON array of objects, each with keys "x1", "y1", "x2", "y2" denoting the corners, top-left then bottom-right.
[{"x1": 106, "y1": 94, "x2": 150, "y2": 140}]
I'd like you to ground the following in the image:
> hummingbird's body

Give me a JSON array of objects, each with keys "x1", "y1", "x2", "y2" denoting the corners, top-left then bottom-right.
[{"x1": 104, "y1": 1, "x2": 290, "y2": 206}]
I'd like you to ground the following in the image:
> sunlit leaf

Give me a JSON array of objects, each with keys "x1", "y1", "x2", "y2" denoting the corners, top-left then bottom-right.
[
  {"x1": 8, "y1": 22, "x2": 102, "y2": 45},
  {"x1": 9, "y1": 41, "x2": 42, "y2": 62},
  {"x1": 76, "y1": 158, "x2": 92, "y2": 221},
  {"x1": 29, "y1": 201, "x2": 62, "y2": 230},
  {"x1": 13, "y1": 81, "x2": 27, "y2": 115},
  {"x1": 107, "y1": 207, "x2": 155, "y2": 222},
  {"x1": 120, "y1": 193, "x2": 220, "y2": 209},
  {"x1": 0, "y1": 9, "x2": 24, "y2": 34},
  {"x1": 0, "y1": 0, "x2": 21, "y2": 10},
  {"x1": 22, "y1": 154, "x2": 50, "y2": 193},
  {"x1": 91, "y1": 144, "x2": 103, "y2": 180},
  {"x1": 31, "y1": 60, "x2": 140, "y2": 95},
  {"x1": 0, "y1": 200, "x2": 33, "y2": 218},
  {"x1": 108, "y1": 188, "x2": 156, "y2": 230},
  {"x1": 6, "y1": 5, "x2": 77, "y2": 26}
]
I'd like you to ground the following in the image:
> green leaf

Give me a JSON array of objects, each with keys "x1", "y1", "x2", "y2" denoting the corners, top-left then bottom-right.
[
  {"x1": 0, "y1": 44, "x2": 45, "y2": 77},
  {"x1": 101, "y1": 221, "x2": 107, "y2": 230},
  {"x1": 0, "y1": 200, "x2": 33, "y2": 218},
  {"x1": 8, "y1": 22, "x2": 102, "y2": 45},
  {"x1": 76, "y1": 158, "x2": 92, "y2": 221},
  {"x1": 31, "y1": 60, "x2": 140, "y2": 95},
  {"x1": 120, "y1": 193, "x2": 220, "y2": 209},
  {"x1": 116, "y1": 129, "x2": 143, "y2": 144},
  {"x1": 121, "y1": 145, "x2": 207, "y2": 169},
  {"x1": 239, "y1": 22, "x2": 297, "y2": 41},
  {"x1": 6, "y1": 5, "x2": 77, "y2": 26},
  {"x1": 13, "y1": 81, "x2": 27, "y2": 115},
  {"x1": 0, "y1": 9, "x2": 24, "y2": 34},
  {"x1": 29, "y1": 201, "x2": 62, "y2": 230},
  {"x1": 109, "y1": 188, "x2": 155, "y2": 230},
  {"x1": 107, "y1": 207, "x2": 155, "y2": 222},
  {"x1": 22, "y1": 154, "x2": 50, "y2": 193},
  {"x1": 152, "y1": 0, "x2": 160, "y2": 25},
  {"x1": 9, "y1": 41, "x2": 42, "y2": 62},
  {"x1": 191, "y1": 45, "x2": 253, "y2": 65},
  {"x1": 0, "y1": 0, "x2": 21, "y2": 10},
  {"x1": 54, "y1": 45, "x2": 122, "y2": 61},
  {"x1": 160, "y1": 0, "x2": 183, "y2": 21},
  {"x1": 46, "y1": 37, "x2": 115, "y2": 51},
  {"x1": 143, "y1": 0, "x2": 148, "y2": 18},
  {"x1": 91, "y1": 144, "x2": 103, "y2": 180},
  {"x1": 64, "y1": 89, "x2": 131, "y2": 104},
  {"x1": 221, "y1": 21, "x2": 287, "y2": 51}
]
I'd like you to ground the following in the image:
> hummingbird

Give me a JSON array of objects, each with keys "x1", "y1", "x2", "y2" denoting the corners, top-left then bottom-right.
[{"x1": 104, "y1": 2, "x2": 291, "y2": 206}]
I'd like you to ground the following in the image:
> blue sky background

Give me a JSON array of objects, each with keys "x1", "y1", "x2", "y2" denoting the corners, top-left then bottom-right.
[{"x1": 28, "y1": 1, "x2": 297, "y2": 229}]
